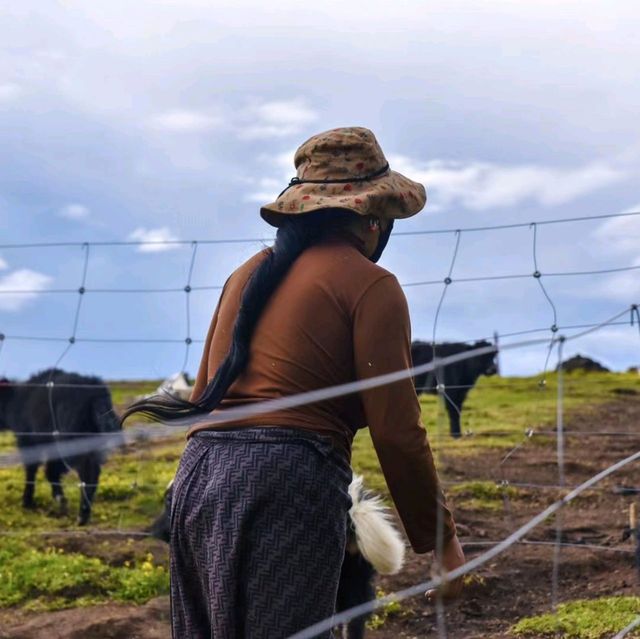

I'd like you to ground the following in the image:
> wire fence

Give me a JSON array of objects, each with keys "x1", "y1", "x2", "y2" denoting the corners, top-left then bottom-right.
[
  {"x1": 1, "y1": 209, "x2": 639, "y2": 637},
  {"x1": 289, "y1": 447, "x2": 640, "y2": 639},
  {"x1": 0, "y1": 208, "x2": 638, "y2": 251},
  {"x1": 614, "y1": 617, "x2": 640, "y2": 639},
  {"x1": 2, "y1": 306, "x2": 636, "y2": 467}
]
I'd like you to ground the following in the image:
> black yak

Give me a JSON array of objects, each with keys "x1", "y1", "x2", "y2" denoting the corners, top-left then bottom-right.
[
  {"x1": 151, "y1": 475, "x2": 405, "y2": 639},
  {"x1": 0, "y1": 368, "x2": 122, "y2": 525},
  {"x1": 411, "y1": 340, "x2": 498, "y2": 438}
]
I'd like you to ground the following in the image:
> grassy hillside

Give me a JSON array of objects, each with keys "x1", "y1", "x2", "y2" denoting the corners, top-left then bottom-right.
[{"x1": 0, "y1": 372, "x2": 637, "y2": 614}]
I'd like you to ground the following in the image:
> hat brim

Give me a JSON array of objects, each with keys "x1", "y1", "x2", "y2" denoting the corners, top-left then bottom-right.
[{"x1": 260, "y1": 170, "x2": 427, "y2": 228}]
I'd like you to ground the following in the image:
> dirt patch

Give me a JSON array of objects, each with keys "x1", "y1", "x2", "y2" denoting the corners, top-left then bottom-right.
[
  {"x1": 3, "y1": 398, "x2": 639, "y2": 638},
  {"x1": 0, "y1": 597, "x2": 170, "y2": 639},
  {"x1": 369, "y1": 397, "x2": 640, "y2": 638},
  {"x1": 40, "y1": 533, "x2": 169, "y2": 568}
]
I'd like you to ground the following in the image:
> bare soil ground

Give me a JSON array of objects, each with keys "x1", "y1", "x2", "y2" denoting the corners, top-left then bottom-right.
[{"x1": 2, "y1": 398, "x2": 639, "y2": 639}]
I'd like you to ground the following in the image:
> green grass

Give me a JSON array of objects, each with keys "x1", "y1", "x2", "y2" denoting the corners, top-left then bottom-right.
[
  {"x1": 449, "y1": 480, "x2": 521, "y2": 512},
  {"x1": 423, "y1": 371, "x2": 639, "y2": 452},
  {"x1": 351, "y1": 371, "x2": 638, "y2": 497},
  {"x1": 0, "y1": 538, "x2": 168, "y2": 611},
  {"x1": 511, "y1": 596, "x2": 640, "y2": 638},
  {"x1": 366, "y1": 589, "x2": 407, "y2": 630},
  {"x1": 0, "y1": 447, "x2": 175, "y2": 611},
  {"x1": 0, "y1": 373, "x2": 637, "y2": 613},
  {"x1": 108, "y1": 380, "x2": 160, "y2": 409},
  {"x1": 0, "y1": 441, "x2": 181, "y2": 531},
  {"x1": 0, "y1": 430, "x2": 16, "y2": 454}
]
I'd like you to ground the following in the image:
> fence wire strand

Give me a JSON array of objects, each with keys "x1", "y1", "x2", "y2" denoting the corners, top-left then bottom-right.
[
  {"x1": 1, "y1": 300, "x2": 636, "y2": 469},
  {"x1": 552, "y1": 337, "x2": 566, "y2": 611},
  {"x1": 2, "y1": 211, "x2": 639, "y2": 637},
  {"x1": 612, "y1": 616, "x2": 640, "y2": 639},
  {"x1": 430, "y1": 229, "x2": 462, "y2": 639},
  {"x1": 2, "y1": 261, "x2": 640, "y2": 296},
  {"x1": 288, "y1": 447, "x2": 640, "y2": 638},
  {"x1": 1, "y1": 209, "x2": 639, "y2": 251},
  {"x1": 2, "y1": 311, "x2": 636, "y2": 348}
]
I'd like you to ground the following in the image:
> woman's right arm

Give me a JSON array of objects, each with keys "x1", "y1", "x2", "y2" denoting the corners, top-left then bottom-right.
[{"x1": 352, "y1": 274, "x2": 462, "y2": 566}]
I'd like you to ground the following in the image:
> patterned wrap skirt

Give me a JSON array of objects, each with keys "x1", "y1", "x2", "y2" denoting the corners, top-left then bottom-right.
[{"x1": 170, "y1": 427, "x2": 353, "y2": 639}]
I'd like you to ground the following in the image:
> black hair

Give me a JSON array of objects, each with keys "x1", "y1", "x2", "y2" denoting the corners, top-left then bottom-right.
[{"x1": 122, "y1": 208, "x2": 366, "y2": 425}]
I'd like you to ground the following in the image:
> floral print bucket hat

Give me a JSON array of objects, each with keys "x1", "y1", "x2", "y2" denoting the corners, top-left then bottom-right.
[{"x1": 260, "y1": 126, "x2": 427, "y2": 227}]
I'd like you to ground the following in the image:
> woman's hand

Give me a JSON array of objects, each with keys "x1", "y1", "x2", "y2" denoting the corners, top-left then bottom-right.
[{"x1": 425, "y1": 534, "x2": 466, "y2": 602}]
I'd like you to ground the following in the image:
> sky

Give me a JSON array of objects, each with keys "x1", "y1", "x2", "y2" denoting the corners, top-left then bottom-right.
[{"x1": 1, "y1": 0, "x2": 639, "y2": 380}]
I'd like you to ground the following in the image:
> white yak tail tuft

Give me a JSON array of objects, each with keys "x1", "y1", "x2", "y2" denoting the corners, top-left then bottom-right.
[{"x1": 348, "y1": 475, "x2": 406, "y2": 575}]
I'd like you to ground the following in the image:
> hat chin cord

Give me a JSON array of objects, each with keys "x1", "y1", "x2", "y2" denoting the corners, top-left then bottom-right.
[{"x1": 278, "y1": 163, "x2": 390, "y2": 198}]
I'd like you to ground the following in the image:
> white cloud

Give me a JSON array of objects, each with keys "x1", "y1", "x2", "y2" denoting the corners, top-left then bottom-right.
[
  {"x1": 0, "y1": 256, "x2": 7, "y2": 270},
  {"x1": 586, "y1": 256, "x2": 640, "y2": 302},
  {"x1": 0, "y1": 82, "x2": 22, "y2": 103},
  {"x1": 501, "y1": 324, "x2": 639, "y2": 375},
  {"x1": 238, "y1": 100, "x2": 318, "y2": 140},
  {"x1": 563, "y1": 327, "x2": 640, "y2": 371},
  {"x1": 246, "y1": 193, "x2": 279, "y2": 204},
  {"x1": 388, "y1": 155, "x2": 625, "y2": 212},
  {"x1": 273, "y1": 149, "x2": 296, "y2": 171},
  {"x1": 58, "y1": 203, "x2": 90, "y2": 220},
  {"x1": 145, "y1": 99, "x2": 316, "y2": 139},
  {"x1": 244, "y1": 177, "x2": 286, "y2": 204},
  {"x1": 247, "y1": 151, "x2": 627, "y2": 210},
  {"x1": 590, "y1": 204, "x2": 640, "y2": 301},
  {"x1": 500, "y1": 346, "x2": 553, "y2": 377},
  {"x1": 0, "y1": 269, "x2": 52, "y2": 311},
  {"x1": 128, "y1": 227, "x2": 180, "y2": 252},
  {"x1": 245, "y1": 149, "x2": 297, "y2": 203},
  {"x1": 148, "y1": 110, "x2": 223, "y2": 132},
  {"x1": 592, "y1": 204, "x2": 640, "y2": 256}
]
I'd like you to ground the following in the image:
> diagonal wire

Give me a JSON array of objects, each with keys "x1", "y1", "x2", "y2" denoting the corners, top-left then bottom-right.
[
  {"x1": 2, "y1": 220, "x2": 638, "y2": 635},
  {"x1": 2, "y1": 303, "x2": 637, "y2": 468},
  {"x1": 287, "y1": 447, "x2": 640, "y2": 639},
  {"x1": 496, "y1": 428, "x2": 536, "y2": 531},
  {"x1": 2, "y1": 373, "x2": 639, "y2": 394},
  {"x1": 612, "y1": 617, "x2": 640, "y2": 639},
  {"x1": 562, "y1": 305, "x2": 636, "y2": 343},
  {"x1": 1, "y1": 303, "x2": 637, "y2": 473},
  {"x1": 463, "y1": 539, "x2": 636, "y2": 554}
]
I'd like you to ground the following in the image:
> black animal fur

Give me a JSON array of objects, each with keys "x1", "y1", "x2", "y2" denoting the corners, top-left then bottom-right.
[
  {"x1": 0, "y1": 368, "x2": 122, "y2": 525},
  {"x1": 411, "y1": 340, "x2": 498, "y2": 438}
]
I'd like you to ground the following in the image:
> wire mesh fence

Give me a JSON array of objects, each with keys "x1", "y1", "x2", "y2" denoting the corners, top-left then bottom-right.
[{"x1": 0, "y1": 209, "x2": 639, "y2": 637}]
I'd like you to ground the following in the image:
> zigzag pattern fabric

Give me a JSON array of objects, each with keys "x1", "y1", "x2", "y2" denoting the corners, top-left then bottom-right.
[{"x1": 170, "y1": 427, "x2": 353, "y2": 639}]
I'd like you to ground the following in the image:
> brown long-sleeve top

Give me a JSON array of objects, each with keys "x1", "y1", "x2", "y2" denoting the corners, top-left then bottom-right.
[{"x1": 188, "y1": 232, "x2": 456, "y2": 553}]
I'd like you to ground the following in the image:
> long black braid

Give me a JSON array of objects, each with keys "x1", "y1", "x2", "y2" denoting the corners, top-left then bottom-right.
[{"x1": 121, "y1": 209, "x2": 360, "y2": 425}]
